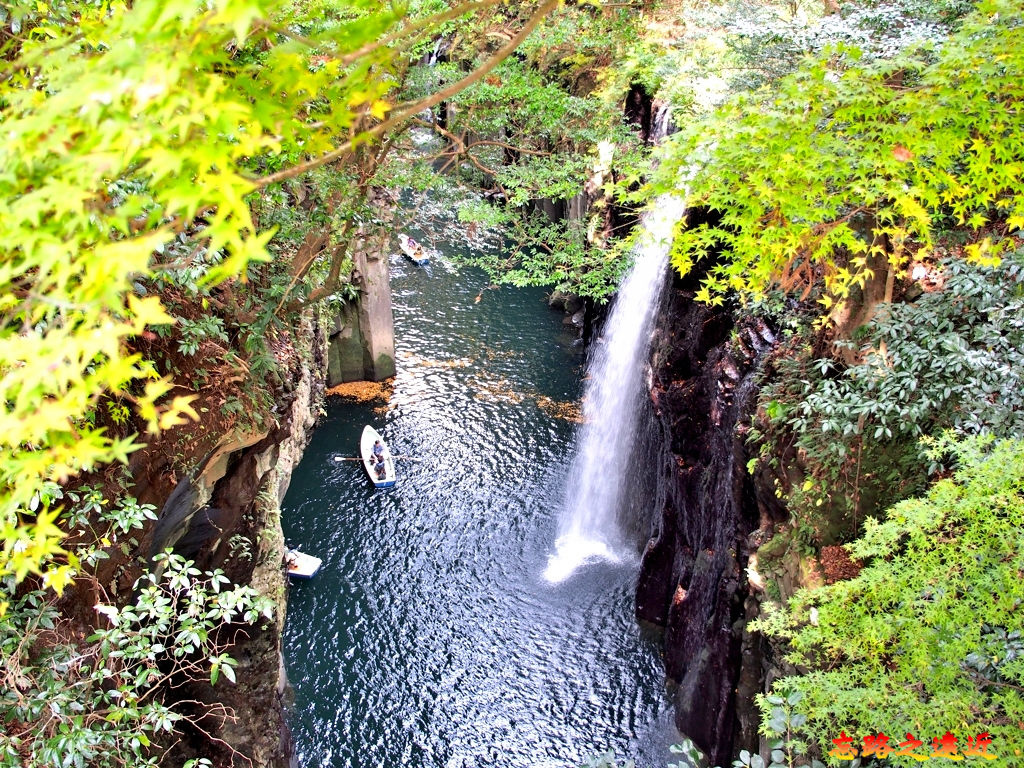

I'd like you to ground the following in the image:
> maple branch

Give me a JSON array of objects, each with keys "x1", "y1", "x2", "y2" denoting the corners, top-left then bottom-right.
[
  {"x1": 250, "y1": 0, "x2": 559, "y2": 190},
  {"x1": 259, "y1": 0, "x2": 505, "y2": 67},
  {"x1": 413, "y1": 117, "x2": 552, "y2": 158},
  {"x1": 335, "y1": 0, "x2": 504, "y2": 67},
  {"x1": 466, "y1": 139, "x2": 551, "y2": 157}
]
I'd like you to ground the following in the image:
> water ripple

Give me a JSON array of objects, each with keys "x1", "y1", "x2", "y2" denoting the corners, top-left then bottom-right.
[{"x1": 282, "y1": 252, "x2": 674, "y2": 767}]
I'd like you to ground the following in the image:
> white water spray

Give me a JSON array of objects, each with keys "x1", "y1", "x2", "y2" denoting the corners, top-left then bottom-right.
[{"x1": 544, "y1": 195, "x2": 686, "y2": 583}]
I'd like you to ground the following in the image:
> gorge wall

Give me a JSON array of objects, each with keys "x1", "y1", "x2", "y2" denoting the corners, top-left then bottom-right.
[
  {"x1": 635, "y1": 244, "x2": 778, "y2": 766},
  {"x1": 135, "y1": 313, "x2": 328, "y2": 767}
]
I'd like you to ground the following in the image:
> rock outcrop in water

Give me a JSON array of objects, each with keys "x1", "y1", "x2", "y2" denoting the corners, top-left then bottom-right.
[
  {"x1": 328, "y1": 188, "x2": 397, "y2": 384},
  {"x1": 636, "y1": 233, "x2": 776, "y2": 765}
]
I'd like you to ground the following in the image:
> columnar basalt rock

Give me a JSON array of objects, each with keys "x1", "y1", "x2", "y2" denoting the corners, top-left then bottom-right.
[
  {"x1": 637, "y1": 268, "x2": 775, "y2": 766},
  {"x1": 327, "y1": 188, "x2": 397, "y2": 385}
]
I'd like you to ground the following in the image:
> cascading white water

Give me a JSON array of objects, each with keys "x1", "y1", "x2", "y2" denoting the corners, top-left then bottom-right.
[{"x1": 544, "y1": 194, "x2": 686, "y2": 583}]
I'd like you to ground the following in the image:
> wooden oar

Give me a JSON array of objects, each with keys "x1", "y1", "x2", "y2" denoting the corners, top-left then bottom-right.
[{"x1": 333, "y1": 455, "x2": 423, "y2": 462}]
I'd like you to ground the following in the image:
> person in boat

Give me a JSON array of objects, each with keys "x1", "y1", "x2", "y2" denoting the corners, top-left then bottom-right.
[
  {"x1": 374, "y1": 457, "x2": 387, "y2": 480},
  {"x1": 373, "y1": 439, "x2": 384, "y2": 461}
]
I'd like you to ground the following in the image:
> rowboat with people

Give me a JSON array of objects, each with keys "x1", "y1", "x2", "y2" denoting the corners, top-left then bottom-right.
[
  {"x1": 397, "y1": 233, "x2": 430, "y2": 266},
  {"x1": 285, "y1": 549, "x2": 322, "y2": 578},
  {"x1": 360, "y1": 425, "x2": 397, "y2": 488}
]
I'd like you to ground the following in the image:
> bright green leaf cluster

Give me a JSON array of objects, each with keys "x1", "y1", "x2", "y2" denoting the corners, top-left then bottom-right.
[
  {"x1": 650, "y1": 0, "x2": 1024, "y2": 313},
  {"x1": 752, "y1": 436, "x2": 1024, "y2": 766},
  {"x1": 0, "y1": 0, "x2": 504, "y2": 586}
]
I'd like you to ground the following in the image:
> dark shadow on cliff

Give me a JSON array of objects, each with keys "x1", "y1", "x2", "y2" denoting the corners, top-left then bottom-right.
[{"x1": 635, "y1": 206, "x2": 776, "y2": 765}]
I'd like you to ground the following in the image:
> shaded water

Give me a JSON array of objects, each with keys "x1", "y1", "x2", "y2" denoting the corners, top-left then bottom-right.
[{"x1": 281, "y1": 241, "x2": 673, "y2": 767}]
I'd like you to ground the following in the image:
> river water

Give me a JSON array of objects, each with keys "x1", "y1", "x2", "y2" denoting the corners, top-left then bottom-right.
[{"x1": 281, "y1": 241, "x2": 672, "y2": 768}]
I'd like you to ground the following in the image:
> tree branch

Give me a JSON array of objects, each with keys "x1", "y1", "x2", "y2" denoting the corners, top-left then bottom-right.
[
  {"x1": 413, "y1": 117, "x2": 552, "y2": 158},
  {"x1": 259, "y1": 0, "x2": 506, "y2": 67},
  {"x1": 336, "y1": 0, "x2": 505, "y2": 67},
  {"x1": 302, "y1": 240, "x2": 353, "y2": 306},
  {"x1": 467, "y1": 138, "x2": 551, "y2": 156},
  {"x1": 250, "y1": 0, "x2": 559, "y2": 190}
]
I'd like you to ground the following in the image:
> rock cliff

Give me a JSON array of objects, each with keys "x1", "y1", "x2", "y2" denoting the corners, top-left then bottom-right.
[{"x1": 636, "y1": 255, "x2": 776, "y2": 766}]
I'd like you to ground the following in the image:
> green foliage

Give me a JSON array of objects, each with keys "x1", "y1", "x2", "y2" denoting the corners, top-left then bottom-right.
[
  {"x1": 668, "y1": 737, "x2": 707, "y2": 768},
  {"x1": 0, "y1": 0, "x2": 352, "y2": 586},
  {"x1": 751, "y1": 248, "x2": 1024, "y2": 540},
  {"x1": 397, "y1": 4, "x2": 654, "y2": 299},
  {"x1": 1, "y1": 0, "x2": 547, "y2": 587},
  {"x1": 461, "y1": 208, "x2": 633, "y2": 301},
  {"x1": 725, "y1": 0, "x2": 972, "y2": 91},
  {"x1": 742, "y1": 690, "x2": 831, "y2": 768},
  {"x1": 176, "y1": 316, "x2": 230, "y2": 358},
  {"x1": 581, "y1": 752, "x2": 634, "y2": 768},
  {"x1": 0, "y1": 550, "x2": 274, "y2": 767},
  {"x1": 795, "y1": 250, "x2": 1024, "y2": 452},
  {"x1": 651, "y1": 0, "x2": 1024, "y2": 312},
  {"x1": 751, "y1": 437, "x2": 1024, "y2": 766}
]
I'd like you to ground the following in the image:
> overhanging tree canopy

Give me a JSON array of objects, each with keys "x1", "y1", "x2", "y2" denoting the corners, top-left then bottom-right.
[
  {"x1": 650, "y1": 0, "x2": 1024, "y2": 312},
  {"x1": 0, "y1": 0, "x2": 556, "y2": 591}
]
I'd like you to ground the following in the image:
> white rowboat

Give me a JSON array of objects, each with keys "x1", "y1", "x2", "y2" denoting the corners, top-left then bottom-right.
[
  {"x1": 398, "y1": 233, "x2": 430, "y2": 266},
  {"x1": 285, "y1": 549, "x2": 322, "y2": 579},
  {"x1": 361, "y1": 425, "x2": 397, "y2": 488}
]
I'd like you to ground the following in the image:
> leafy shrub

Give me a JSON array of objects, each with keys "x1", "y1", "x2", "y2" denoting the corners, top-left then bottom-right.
[
  {"x1": 751, "y1": 437, "x2": 1024, "y2": 766},
  {"x1": 176, "y1": 315, "x2": 230, "y2": 357},
  {"x1": 750, "y1": 249, "x2": 1024, "y2": 540},
  {"x1": 0, "y1": 551, "x2": 274, "y2": 768},
  {"x1": 726, "y1": 0, "x2": 972, "y2": 90},
  {"x1": 793, "y1": 250, "x2": 1024, "y2": 454}
]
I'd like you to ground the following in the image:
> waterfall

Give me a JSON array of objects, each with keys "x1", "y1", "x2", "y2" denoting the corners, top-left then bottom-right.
[
  {"x1": 426, "y1": 37, "x2": 443, "y2": 66},
  {"x1": 544, "y1": 195, "x2": 686, "y2": 583},
  {"x1": 651, "y1": 103, "x2": 674, "y2": 144}
]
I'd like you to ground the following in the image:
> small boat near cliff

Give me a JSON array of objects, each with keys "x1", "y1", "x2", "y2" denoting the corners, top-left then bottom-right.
[
  {"x1": 285, "y1": 549, "x2": 322, "y2": 579},
  {"x1": 360, "y1": 425, "x2": 397, "y2": 488},
  {"x1": 398, "y1": 233, "x2": 430, "y2": 266}
]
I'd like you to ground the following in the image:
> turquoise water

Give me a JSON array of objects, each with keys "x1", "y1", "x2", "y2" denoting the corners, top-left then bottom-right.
[{"x1": 281, "y1": 245, "x2": 672, "y2": 768}]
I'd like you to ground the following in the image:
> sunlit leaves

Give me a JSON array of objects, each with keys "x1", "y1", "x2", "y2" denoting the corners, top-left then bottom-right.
[
  {"x1": 0, "y1": 0, "x2": 438, "y2": 585},
  {"x1": 752, "y1": 437, "x2": 1024, "y2": 764},
  {"x1": 650, "y1": 0, "x2": 1024, "y2": 314}
]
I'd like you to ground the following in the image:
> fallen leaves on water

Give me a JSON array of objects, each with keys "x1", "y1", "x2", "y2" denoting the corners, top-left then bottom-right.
[
  {"x1": 326, "y1": 379, "x2": 394, "y2": 402},
  {"x1": 536, "y1": 396, "x2": 583, "y2": 423},
  {"x1": 473, "y1": 285, "x2": 498, "y2": 304},
  {"x1": 471, "y1": 374, "x2": 526, "y2": 404},
  {"x1": 398, "y1": 351, "x2": 474, "y2": 369}
]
